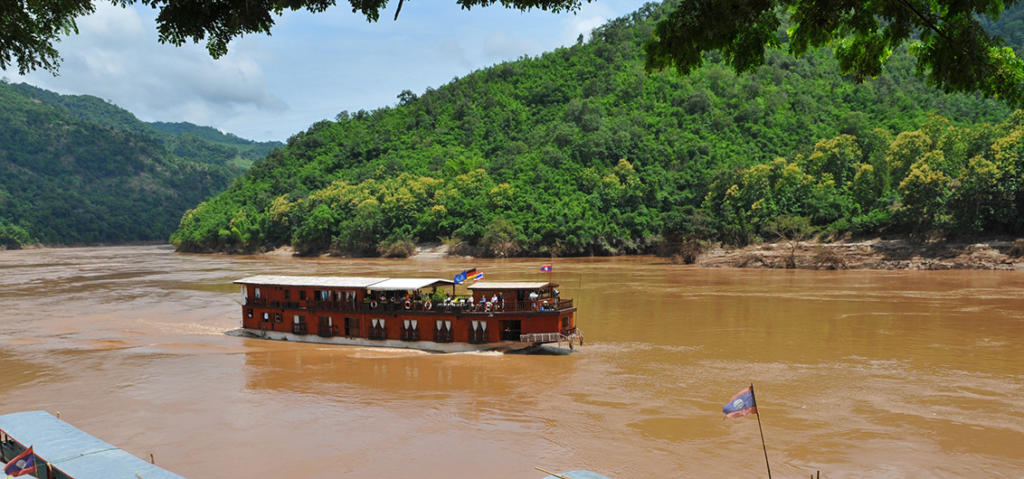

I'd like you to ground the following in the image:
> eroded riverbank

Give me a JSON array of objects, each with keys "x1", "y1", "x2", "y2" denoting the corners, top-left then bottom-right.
[{"x1": 697, "y1": 238, "x2": 1024, "y2": 270}]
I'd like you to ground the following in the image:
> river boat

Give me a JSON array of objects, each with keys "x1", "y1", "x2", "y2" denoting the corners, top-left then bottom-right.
[
  {"x1": 0, "y1": 410, "x2": 185, "y2": 479},
  {"x1": 233, "y1": 275, "x2": 583, "y2": 353}
]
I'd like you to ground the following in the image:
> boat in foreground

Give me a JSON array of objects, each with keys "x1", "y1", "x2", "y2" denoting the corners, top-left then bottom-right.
[
  {"x1": 0, "y1": 410, "x2": 184, "y2": 479},
  {"x1": 234, "y1": 275, "x2": 583, "y2": 353}
]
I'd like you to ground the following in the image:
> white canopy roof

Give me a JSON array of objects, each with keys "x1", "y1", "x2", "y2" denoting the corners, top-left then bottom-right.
[
  {"x1": 234, "y1": 275, "x2": 386, "y2": 289},
  {"x1": 367, "y1": 278, "x2": 454, "y2": 291},
  {"x1": 468, "y1": 281, "x2": 555, "y2": 290},
  {"x1": 235, "y1": 275, "x2": 455, "y2": 291}
]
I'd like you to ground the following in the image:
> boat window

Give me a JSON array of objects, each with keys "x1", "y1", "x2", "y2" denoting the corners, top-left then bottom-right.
[
  {"x1": 254, "y1": 287, "x2": 261, "y2": 299},
  {"x1": 247, "y1": 309, "x2": 253, "y2": 318},
  {"x1": 274, "y1": 313, "x2": 281, "y2": 322},
  {"x1": 299, "y1": 290, "x2": 307, "y2": 301},
  {"x1": 284, "y1": 289, "x2": 290, "y2": 300}
]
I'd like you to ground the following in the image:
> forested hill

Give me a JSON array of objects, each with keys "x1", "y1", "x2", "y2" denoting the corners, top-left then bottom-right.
[
  {"x1": 0, "y1": 81, "x2": 281, "y2": 247},
  {"x1": 172, "y1": 1, "x2": 1022, "y2": 257}
]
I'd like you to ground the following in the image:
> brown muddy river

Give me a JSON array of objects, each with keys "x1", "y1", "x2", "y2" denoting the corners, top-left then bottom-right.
[{"x1": 0, "y1": 245, "x2": 1021, "y2": 478}]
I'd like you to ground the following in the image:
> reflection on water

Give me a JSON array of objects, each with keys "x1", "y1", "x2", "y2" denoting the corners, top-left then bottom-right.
[{"x1": 0, "y1": 245, "x2": 1021, "y2": 478}]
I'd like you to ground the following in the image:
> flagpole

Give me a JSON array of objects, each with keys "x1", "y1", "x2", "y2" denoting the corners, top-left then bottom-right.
[{"x1": 750, "y1": 383, "x2": 772, "y2": 479}]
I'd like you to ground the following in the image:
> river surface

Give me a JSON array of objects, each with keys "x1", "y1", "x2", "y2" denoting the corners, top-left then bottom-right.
[{"x1": 0, "y1": 245, "x2": 1021, "y2": 478}]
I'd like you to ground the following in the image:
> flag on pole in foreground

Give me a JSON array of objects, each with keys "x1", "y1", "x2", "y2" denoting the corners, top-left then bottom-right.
[
  {"x1": 4, "y1": 445, "x2": 36, "y2": 477},
  {"x1": 540, "y1": 264, "x2": 553, "y2": 272},
  {"x1": 722, "y1": 386, "x2": 757, "y2": 418}
]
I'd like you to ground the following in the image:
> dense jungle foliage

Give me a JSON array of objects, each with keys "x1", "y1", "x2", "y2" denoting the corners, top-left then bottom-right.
[
  {"x1": 0, "y1": 81, "x2": 280, "y2": 247},
  {"x1": 172, "y1": 1, "x2": 1024, "y2": 257}
]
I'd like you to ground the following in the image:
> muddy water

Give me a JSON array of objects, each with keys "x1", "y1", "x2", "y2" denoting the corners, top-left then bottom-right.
[{"x1": 0, "y1": 245, "x2": 1021, "y2": 478}]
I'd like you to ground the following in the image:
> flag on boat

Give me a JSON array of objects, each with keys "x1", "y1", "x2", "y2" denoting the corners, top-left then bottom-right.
[
  {"x1": 722, "y1": 386, "x2": 757, "y2": 418},
  {"x1": 469, "y1": 271, "x2": 485, "y2": 281},
  {"x1": 453, "y1": 268, "x2": 477, "y2": 285},
  {"x1": 4, "y1": 445, "x2": 36, "y2": 477},
  {"x1": 540, "y1": 263, "x2": 553, "y2": 272}
]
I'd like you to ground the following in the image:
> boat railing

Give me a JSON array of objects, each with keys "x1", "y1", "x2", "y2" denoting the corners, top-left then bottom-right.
[{"x1": 250, "y1": 297, "x2": 573, "y2": 314}]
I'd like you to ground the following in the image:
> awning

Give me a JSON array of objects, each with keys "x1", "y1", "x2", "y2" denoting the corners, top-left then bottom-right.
[
  {"x1": 234, "y1": 275, "x2": 387, "y2": 289},
  {"x1": 468, "y1": 281, "x2": 555, "y2": 290},
  {"x1": 366, "y1": 278, "x2": 455, "y2": 291}
]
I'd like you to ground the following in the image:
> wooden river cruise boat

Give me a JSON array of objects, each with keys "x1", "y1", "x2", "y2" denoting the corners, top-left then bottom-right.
[{"x1": 234, "y1": 275, "x2": 583, "y2": 353}]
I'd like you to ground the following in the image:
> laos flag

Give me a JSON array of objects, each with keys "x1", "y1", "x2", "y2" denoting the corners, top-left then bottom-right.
[
  {"x1": 4, "y1": 445, "x2": 36, "y2": 477},
  {"x1": 722, "y1": 386, "x2": 757, "y2": 418},
  {"x1": 540, "y1": 264, "x2": 553, "y2": 272}
]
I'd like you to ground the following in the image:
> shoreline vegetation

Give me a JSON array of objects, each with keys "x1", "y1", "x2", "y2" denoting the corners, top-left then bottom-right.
[{"x1": 243, "y1": 238, "x2": 1024, "y2": 270}]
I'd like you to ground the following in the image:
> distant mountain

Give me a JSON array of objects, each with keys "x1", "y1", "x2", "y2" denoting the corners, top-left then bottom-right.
[
  {"x1": 0, "y1": 81, "x2": 281, "y2": 247},
  {"x1": 149, "y1": 121, "x2": 282, "y2": 168}
]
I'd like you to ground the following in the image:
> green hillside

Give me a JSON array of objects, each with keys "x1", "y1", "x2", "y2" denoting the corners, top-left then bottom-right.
[
  {"x1": 0, "y1": 81, "x2": 277, "y2": 247},
  {"x1": 171, "y1": 1, "x2": 1022, "y2": 256},
  {"x1": 149, "y1": 121, "x2": 282, "y2": 168}
]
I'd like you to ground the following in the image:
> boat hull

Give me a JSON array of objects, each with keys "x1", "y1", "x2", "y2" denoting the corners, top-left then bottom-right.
[{"x1": 231, "y1": 328, "x2": 562, "y2": 354}]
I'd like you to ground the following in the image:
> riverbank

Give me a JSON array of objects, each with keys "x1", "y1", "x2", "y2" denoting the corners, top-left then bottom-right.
[
  {"x1": 696, "y1": 238, "x2": 1024, "y2": 270},
  {"x1": 143, "y1": 238, "x2": 1024, "y2": 270}
]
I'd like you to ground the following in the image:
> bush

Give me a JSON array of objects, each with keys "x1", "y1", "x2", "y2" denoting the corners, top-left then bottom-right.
[
  {"x1": 813, "y1": 246, "x2": 848, "y2": 269},
  {"x1": 0, "y1": 222, "x2": 33, "y2": 249},
  {"x1": 479, "y1": 217, "x2": 521, "y2": 257},
  {"x1": 377, "y1": 237, "x2": 417, "y2": 258},
  {"x1": 1010, "y1": 239, "x2": 1024, "y2": 258},
  {"x1": 661, "y1": 238, "x2": 709, "y2": 264}
]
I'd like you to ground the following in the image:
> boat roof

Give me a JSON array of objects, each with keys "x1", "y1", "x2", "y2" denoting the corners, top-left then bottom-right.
[
  {"x1": 542, "y1": 471, "x2": 612, "y2": 479},
  {"x1": 234, "y1": 275, "x2": 386, "y2": 288},
  {"x1": 234, "y1": 275, "x2": 455, "y2": 291},
  {"x1": 366, "y1": 278, "x2": 454, "y2": 291},
  {"x1": 0, "y1": 410, "x2": 185, "y2": 479},
  {"x1": 468, "y1": 281, "x2": 556, "y2": 290}
]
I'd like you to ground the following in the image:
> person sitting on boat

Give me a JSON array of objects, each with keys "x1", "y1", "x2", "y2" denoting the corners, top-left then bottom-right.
[
  {"x1": 490, "y1": 293, "x2": 498, "y2": 305},
  {"x1": 467, "y1": 296, "x2": 474, "y2": 310},
  {"x1": 529, "y1": 291, "x2": 538, "y2": 310},
  {"x1": 497, "y1": 292, "x2": 504, "y2": 310}
]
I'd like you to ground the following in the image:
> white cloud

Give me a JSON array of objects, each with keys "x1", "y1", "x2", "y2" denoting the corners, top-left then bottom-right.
[{"x1": 566, "y1": 15, "x2": 608, "y2": 43}]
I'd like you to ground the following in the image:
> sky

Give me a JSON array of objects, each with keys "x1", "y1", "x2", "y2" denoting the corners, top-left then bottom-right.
[{"x1": 3, "y1": 0, "x2": 646, "y2": 142}]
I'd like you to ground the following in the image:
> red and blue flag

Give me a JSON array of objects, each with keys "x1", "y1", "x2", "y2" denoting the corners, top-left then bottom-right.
[
  {"x1": 540, "y1": 264, "x2": 553, "y2": 272},
  {"x1": 722, "y1": 386, "x2": 757, "y2": 418},
  {"x1": 469, "y1": 271, "x2": 484, "y2": 281},
  {"x1": 4, "y1": 445, "x2": 37, "y2": 477}
]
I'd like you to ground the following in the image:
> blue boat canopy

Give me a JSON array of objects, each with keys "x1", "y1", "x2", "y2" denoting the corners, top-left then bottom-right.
[
  {"x1": 0, "y1": 411, "x2": 185, "y2": 479},
  {"x1": 541, "y1": 471, "x2": 613, "y2": 479}
]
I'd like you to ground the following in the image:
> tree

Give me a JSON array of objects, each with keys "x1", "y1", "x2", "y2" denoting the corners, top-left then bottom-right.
[
  {"x1": 0, "y1": 0, "x2": 588, "y2": 74},
  {"x1": 764, "y1": 214, "x2": 816, "y2": 268},
  {"x1": 644, "y1": 0, "x2": 1024, "y2": 108}
]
